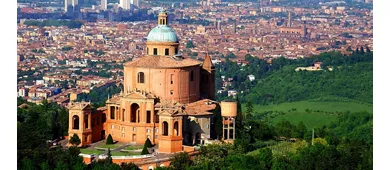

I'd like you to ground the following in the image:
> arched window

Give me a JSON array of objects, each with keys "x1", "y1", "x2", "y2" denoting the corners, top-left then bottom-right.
[
  {"x1": 190, "y1": 71, "x2": 194, "y2": 81},
  {"x1": 73, "y1": 115, "x2": 79, "y2": 130},
  {"x1": 174, "y1": 121, "x2": 179, "y2": 136},
  {"x1": 130, "y1": 103, "x2": 139, "y2": 123},
  {"x1": 162, "y1": 121, "x2": 168, "y2": 136},
  {"x1": 137, "y1": 72, "x2": 145, "y2": 83}
]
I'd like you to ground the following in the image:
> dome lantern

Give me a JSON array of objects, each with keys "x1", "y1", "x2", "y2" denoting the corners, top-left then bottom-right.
[{"x1": 158, "y1": 9, "x2": 168, "y2": 26}]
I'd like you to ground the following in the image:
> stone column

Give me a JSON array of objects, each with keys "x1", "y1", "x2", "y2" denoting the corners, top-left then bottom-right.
[
  {"x1": 233, "y1": 118, "x2": 235, "y2": 140},
  {"x1": 227, "y1": 118, "x2": 230, "y2": 139},
  {"x1": 178, "y1": 119, "x2": 182, "y2": 136},
  {"x1": 88, "y1": 113, "x2": 91, "y2": 130},
  {"x1": 151, "y1": 105, "x2": 155, "y2": 123},
  {"x1": 222, "y1": 117, "x2": 225, "y2": 140}
]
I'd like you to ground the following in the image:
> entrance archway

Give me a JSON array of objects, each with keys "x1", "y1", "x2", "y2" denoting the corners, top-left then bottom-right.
[
  {"x1": 162, "y1": 121, "x2": 168, "y2": 136},
  {"x1": 130, "y1": 103, "x2": 139, "y2": 123},
  {"x1": 174, "y1": 121, "x2": 179, "y2": 136}
]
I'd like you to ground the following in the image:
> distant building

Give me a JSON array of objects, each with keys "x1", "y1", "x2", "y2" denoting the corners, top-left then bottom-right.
[
  {"x1": 248, "y1": 75, "x2": 255, "y2": 81},
  {"x1": 101, "y1": 0, "x2": 107, "y2": 10},
  {"x1": 228, "y1": 90, "x2": 238, "y2": 97},
  {"x1": 18, "y1": 88, "x2": 28, "y2": 97},
  {"x1": 120, "y1": 0, "x2": 131, "y2": 10},
  {"x1": 64, "y1": 0, "x2": 78, "y2": 12},
  {"x1": 36, "y1": 80, "x2": 45, "y2": 85}
]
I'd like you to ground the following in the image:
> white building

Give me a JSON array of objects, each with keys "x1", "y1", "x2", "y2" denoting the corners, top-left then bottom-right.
[
  {"x1": 101, "y1": 0, "x2": 107, "y2": 10},
  {"x1": 120, "y1": 0, "x2": 131, "y2": 10},
  {"x1": 18, "y1": 88, "x2": 28, "y2": 97},
  {"x1": 64, "y1": 0, "x2": 78, "y2": 11},
  {"x1": 36, "y1": 80, "x2": 45, "y2": 85},
  {"x1": 248, "y1": 75, "x2": 255, "y2": 81},
  {"x1": 228, "y1": 90, "x2": 238, "y2": 97}
]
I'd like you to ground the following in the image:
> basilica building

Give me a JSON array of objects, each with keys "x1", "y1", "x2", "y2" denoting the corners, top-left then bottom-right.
[{"x1": 68, "y1": 9, "x2": 218, "y2": 153}]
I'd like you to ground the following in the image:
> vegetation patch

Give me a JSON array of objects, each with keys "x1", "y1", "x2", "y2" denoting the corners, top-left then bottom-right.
[
  {"x1": 96, "y1": 143, "x2": 121, "y2": 149},
  {"x1": 80, "y1": 149, "x2": 104, "y2": 155},
  {"x1": 269, "y1": 111, "x2": 338, "y2": 130},
  {"x1": 123, "y1": 145, "x2": 143, "y2": 151},
  {"x1": 245, "y1": 100, "x2": 373, "y2": 114},
  {"x1": 111, "y1": 151, "x2": 141, "y2": 156}
]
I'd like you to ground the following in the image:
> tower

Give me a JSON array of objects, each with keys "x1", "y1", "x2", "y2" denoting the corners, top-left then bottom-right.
[
  {"x1": 302, "y1": 21, "x2": 308, "y2": 38},
  {"x1": 217, "y1": 20, "x2": 221, "y2": 30},
  {"x1": 68, "y1": 102, "x2": 93, "y2": 146},
  {"x1": 120, "y1": 0, "x2": 131, "y2": 10},
  {"x1": 101, "y1": 0, "x2": 107, "y2": 10},
  {"x1": 221, "y1": 101, "x2": 237, "y2": 143},
  {"x1": 157, "y1": 110, "x2": 183, "y2": 153},
  {"x1": 288, "y1": 11, "x2": 292, "y2": 27},
  {"x1": 233, "y1": 21, "x2": 237, "y2": 34},
  {"x1": 64, "y1": 0, "x2": 72, "y2": 12},
  {"x1": 200, "y1": 52, "x2": 215, "y2": 100},
  {"x1": 260, "y1": 0, "x2": 263, "y2": 13},
  {"x1": 72, "y1": 0, "x2": 78, "y2": 7}
]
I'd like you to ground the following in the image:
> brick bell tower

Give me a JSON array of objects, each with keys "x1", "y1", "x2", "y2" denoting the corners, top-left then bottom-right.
[
  {"x1": 200, "y1": 52, "x2": 216, "y2": 100},
  {"x1": 157, "y1": 107, "x2": 183, "y2": 153},
  {"x1": 68, "y1": 102, "x2": 93, "y2": 147}
]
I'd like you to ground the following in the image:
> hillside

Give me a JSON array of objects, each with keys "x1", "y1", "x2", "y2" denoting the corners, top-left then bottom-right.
[{"x1": 243, "y1": 61, "x2": 373, "y2": 105}]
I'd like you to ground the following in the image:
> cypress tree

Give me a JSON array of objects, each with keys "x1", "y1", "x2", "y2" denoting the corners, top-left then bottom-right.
[
  {"x1": 106, "y1": 134, "x2": 113, "y2": 145},
  {"x1": 144, "y1": 138, "x2": 153, "y2": 148},
  {"x1": 141, "y1": 145, "x2": 149, "y2": 155}
]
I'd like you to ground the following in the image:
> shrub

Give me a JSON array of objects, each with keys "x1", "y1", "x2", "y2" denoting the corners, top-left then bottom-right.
[
  {"x1": 69, "y1": 134, "x2": 81, "y2": 146},
  {"x1": 106, "y1": 134, "x2": 114, "y2": 145},
  {"x1": 144, "y1": 138, "x2": 153, "y2": 148},
  {"x1": 141, "y1": 146, "x2": 149, "y2": 155}
]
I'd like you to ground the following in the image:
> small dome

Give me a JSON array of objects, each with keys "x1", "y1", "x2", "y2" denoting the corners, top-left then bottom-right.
[{"x1": 147, "y1": 25, "x2": 178, "y2": 43}]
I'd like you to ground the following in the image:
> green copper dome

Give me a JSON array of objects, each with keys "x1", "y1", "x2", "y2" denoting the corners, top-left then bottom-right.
[{"x1": 147, "y1": 25, "x2": 179, "y2": 43}]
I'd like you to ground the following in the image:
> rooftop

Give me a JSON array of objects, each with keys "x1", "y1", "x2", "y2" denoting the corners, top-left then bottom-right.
[{"x1": 124, "y1": 55, "x2": 201, "y2": 68}]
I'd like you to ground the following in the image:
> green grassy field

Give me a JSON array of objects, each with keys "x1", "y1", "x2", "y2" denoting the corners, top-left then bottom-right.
[
  {"x1": 242, "y1": 101, "x2": 373, "y2": 129},
  {"x1": 246, "y1": 101, "x2": 373, "y2": 113},
  {"x1": 270, "y1": 112, "x2": 338, "y2": 129},
  {"x1": 111, "y1": 151, "x2": 141, "y2": 156},
  {"x1": 80, "y1": 149, "x2": 104, "y2": 155},
  {"x1": 95, "y1": 143, "x2": 121, "y2": 149},
  {"x1": 123, "y1": 145, "x2": 143, "y2": 151}
]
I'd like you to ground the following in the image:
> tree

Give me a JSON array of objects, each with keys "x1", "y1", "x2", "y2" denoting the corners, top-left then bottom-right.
[
  {"x1": 226, "y1": 52, "x2": 237, "y2": 59},
  {"x1": 105, "y1": 148, "x2": 112, "y2": 166},
  {"x1": 360, "y1": 46, "x2": 365, "y2": 54},
  {"x1": 296, "y1": 121, "x2": 307, "y2": 138},
  {"x1": 366, "y1": 46, "x2": 371, "y2": 53},
  {"x1": 144, "y1": 138, "x2": 153, "y2": 148},
  {"x1": 186, "y1": 40, "x2": 195, "y2": 48},
  {"x1": 245, "y1": 102, "x2": 254, "y2": 119},
  {"x1": 106, "y1": 134, "x2": 114, "y2": 145},
  {"x1": 258, "y1": 148, "x2": 273, "y2": 169},
  {"x1": 120, "y1": 162, "x2": 141, "y2": 170},
  {"x1": 170, "y1": 152, "x2": 192, "y2": 170},
  {"x1": 69, "y1": 134, "x2": 81, "y2": 146},
  {"x1": 141, "y1": 145, "x2": 149, "y2": 155}
]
